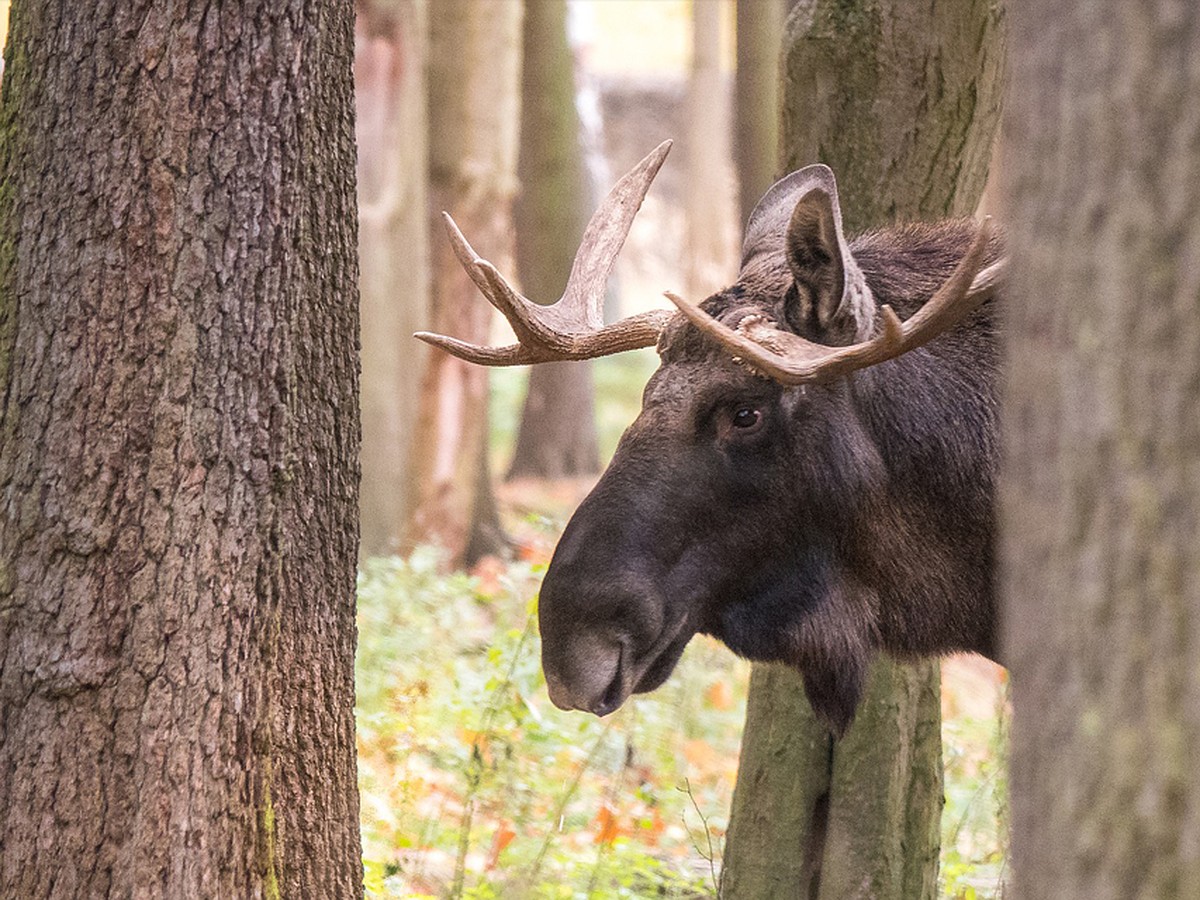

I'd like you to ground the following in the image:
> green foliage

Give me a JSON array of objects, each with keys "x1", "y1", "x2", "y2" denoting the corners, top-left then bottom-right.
[
  {"x1": 940, "y1": 679, "x2": 1010, "y2": 899},
  {"x1": 356, "y1": 550, "x2": 745, "y2": 899}
]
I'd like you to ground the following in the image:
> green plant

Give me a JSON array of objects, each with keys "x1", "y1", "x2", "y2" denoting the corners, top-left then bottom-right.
[{"x1": 356, "y1": 550, "x2": 745, "y2": 899}]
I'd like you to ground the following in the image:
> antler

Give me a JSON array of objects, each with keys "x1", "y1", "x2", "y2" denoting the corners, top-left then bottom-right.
[
  {"x1": 415, "y1": 141, "x2": 677, "y2": 365},
  {"x1": 664, "y1": 217, "x2": 1006, "y2": 385}
]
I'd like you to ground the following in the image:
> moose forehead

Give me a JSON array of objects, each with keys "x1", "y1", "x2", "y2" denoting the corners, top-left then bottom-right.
[
  {"x1": 658, "y1": 259, "x2": 794, "y2": 364},
  {"x1": 640, "y1": 353, "x2": 765, "y2": 420},
  {"x1": 638, "y1": 317, "x2": 786, "y2": 429},
  {"x1": 645, "y1": 259, "x2": 796, "y2": 404}
]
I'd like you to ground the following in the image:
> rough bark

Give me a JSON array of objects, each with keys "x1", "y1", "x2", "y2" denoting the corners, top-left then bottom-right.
[
  {"x1": 404, "y1": 0, "x2": 521, "y2": 562},
  {"x1": 1001, "y1": 5, "x2": 1200, "y2": 899},
  {"x1": 356, "y1": 0, "x2": 428, "y2": 557},
  {"x1": 721, "y1": 2, "x2": 1006, "y2": 897},
  {"x1": 734, "y1": 0, "x2": 787, "y2": 228},
  {"x1": 0, "y1": 2, "x2": 362, "y2": 897},
  {"x1": 506, "y1": 0, "x2": 600, "y2": 482},
  {"x1": 686, "y1": 0, "x2": 738, "y2": 300}
]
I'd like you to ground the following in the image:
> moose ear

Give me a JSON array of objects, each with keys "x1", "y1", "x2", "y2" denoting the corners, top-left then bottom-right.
[
  {"x1": 740, "y1": 165, "x2": 874, "y2": 346},
  {"x1": 784, "y1": 175, "x2": 874, "y2": 345}
]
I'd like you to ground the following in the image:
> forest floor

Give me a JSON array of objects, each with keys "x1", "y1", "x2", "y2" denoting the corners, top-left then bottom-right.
[{"x1": 356, "y1": 354, "x2": 1009, "y2": 900}]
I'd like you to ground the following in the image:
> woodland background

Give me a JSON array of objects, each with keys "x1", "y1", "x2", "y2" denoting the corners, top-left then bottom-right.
[
  {"x1": 353, "y1": 2, "x2": 1007, "y2": 897},
  {"x1": 1, "y1": 0, "x2": 1195, "y2": 899}
]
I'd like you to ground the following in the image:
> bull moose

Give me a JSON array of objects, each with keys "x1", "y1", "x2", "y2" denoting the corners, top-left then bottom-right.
[{"x1": 417, "y1": 141, "x2": 1007, "y2": 736}]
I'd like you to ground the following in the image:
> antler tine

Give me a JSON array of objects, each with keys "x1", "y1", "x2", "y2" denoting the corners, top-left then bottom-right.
[
  {"x1": 412, "y1": 331, "x2": 532, "y2": 366},
  {"x1": 414, "y1": 309, "x2": 676, "y2": 365},
  {"x1": 559, "y1": 139, "x2": 673, "y2": 327},
  {"x1": 666, "y1": 217, "x2": 1004, "y2": 385},
  {"x1": 441, "y1": 211, "x2": 500, "y2": 304},
  {"x1": 882, "y1": 216, "x2": 996, "y2": 356},
  {"x1": 440, "y1": 211, "x2": 548, "y2": 348},
  {"x1": 416, "y1": 141, "x2": 675, "y2": 366}
]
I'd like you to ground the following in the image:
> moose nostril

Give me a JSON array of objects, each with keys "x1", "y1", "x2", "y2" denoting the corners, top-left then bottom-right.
[
  {"x1": 589, "y1": 666, "x2": 626, "y2": 717},
  {"x1": 542, "y1": 633, "x2": 625, "y2": 714}
]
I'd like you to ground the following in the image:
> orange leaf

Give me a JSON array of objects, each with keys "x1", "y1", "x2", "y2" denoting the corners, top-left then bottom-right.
[
  {"x1": 470, "y1": 555, "x2": 505, "y2": 597},
  {"x1": 519, "y1": 541, "x2": 554, "y2": 566},
  {"x1": 683, "y1": 738, "x2": 720, "y2": 773},
  {"x1": 705, "y1": 680, "x2": 734, "y2": 710},
  {"x1": 456, "y1": 728, "x2": 492, "y2": 765},
  {"x1": 486, "y1": 822, "x2": 517, "y2": 870},
  {"x1": 593, "y1": 804, "x2": 621, "y2": 845}
]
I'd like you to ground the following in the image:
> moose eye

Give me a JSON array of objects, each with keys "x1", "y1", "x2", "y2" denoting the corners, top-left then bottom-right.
[
  {"x1": 732, "y1": 408, "x2": 761, "y2": 430},
  {"x1": 711, "y1": 403, "x2": 767, "y2": 443}
]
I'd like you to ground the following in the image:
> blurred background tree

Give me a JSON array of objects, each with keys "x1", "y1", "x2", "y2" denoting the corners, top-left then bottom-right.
[
  {"x1": 1002, "y1": 3, "x2": 1200, "y2": 898},
  {"x1": 356, "y1": 0, "x2": 429, "y2": 556},
  {"x1": 404, "y1": 0, "x2": 523, "y2": 564},
  {"x1": 507, "y1": 0, "x2": 602, "y2": 481},
  {"x1": 685, "y1": 0, "x2": 738, "y2": 301},
  {"x1": 733, "y1": 0, "x2": 788, "y2": 226}
]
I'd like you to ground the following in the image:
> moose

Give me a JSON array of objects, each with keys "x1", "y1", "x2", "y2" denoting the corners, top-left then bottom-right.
[{"x1": 418, "y1": 141, "x2": 1006, "y2": 736}]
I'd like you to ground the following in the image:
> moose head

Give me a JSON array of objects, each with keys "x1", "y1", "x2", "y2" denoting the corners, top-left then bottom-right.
[{"x1": 418, "y1": 142, "x2": 1006, "y2": 735}]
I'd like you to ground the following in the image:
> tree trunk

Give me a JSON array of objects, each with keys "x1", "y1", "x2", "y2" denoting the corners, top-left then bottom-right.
[
  {"x1": 0, "y1": 3, "x2": 362, "y2": 897},
  {"x1": 779, "y1": 0, "x2": 1005, "y2": 223},
  {"x1": 686, "y1": 0, "x2": 738, "y2": 301},
  {"x1": 356, "y1": 0, "x2": 428, "y2": 557},
  {"x1": 721, "y1": 2, "x2": 1005, "y2": 897},
  {"x1": 734, "y1": 0, "x2": 787, "y2": 228},
  {"x1": 1002, "y1": 5, "x2": 1200, "y2": 899},
  {"x1": 404, "y1": 0, "x2": 521, "y2": 563},
  {"x1": 507, "y1": 0, "x2": 600, "y2": 482}
]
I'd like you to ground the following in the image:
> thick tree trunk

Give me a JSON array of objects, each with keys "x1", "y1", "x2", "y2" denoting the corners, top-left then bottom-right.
[
  {"x1": 0, "y1": 2, "x2": 362, "y2": 897},
  {"x1": 507, "y1": 0, "x2": 600, "y2": 482},
  {"x1": 1002, "y1": 6, "x2": 1200, "y2": 899},
  {"x1": 405, "y1": 0, "x2": 521, "y2": 563},
  {"x1": 721, "y1": 2, "x2": 1006, "y2": 897},
  {"x1": 779, "y1": 0, "x2": 1005, "y2": 223},
  {"x1": 356, "y1": 0, "x2": 428, "y2": 557}
]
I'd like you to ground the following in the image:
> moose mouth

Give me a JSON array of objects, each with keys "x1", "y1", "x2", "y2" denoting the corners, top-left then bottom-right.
[{"x1": 581, "y1": 622, "x2": 694, "y2": 717}]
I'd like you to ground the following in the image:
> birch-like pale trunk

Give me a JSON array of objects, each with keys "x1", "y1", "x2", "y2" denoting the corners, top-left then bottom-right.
[
  {"x1": 356, "y1": 0, "x2": 428, "y2": 556},
  {"x1": 405, "y1": 0, "x2": 522, "y2": 563}
]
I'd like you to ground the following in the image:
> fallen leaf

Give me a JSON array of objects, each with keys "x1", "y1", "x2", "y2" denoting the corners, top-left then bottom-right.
[{"x1": 485, "y1": 821, "x2": 517, "y2": 869}]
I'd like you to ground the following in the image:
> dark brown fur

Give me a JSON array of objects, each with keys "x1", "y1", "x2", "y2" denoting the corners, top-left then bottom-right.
[{"x1": 538, "y1": 218, "x2": 1002, "y2": 735}]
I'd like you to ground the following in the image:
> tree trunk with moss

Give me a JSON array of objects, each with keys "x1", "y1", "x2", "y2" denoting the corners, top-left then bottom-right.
[
  {"x1": 1002, "y1": 5, "x2": 1200, "y2": 899},
  {"x1": 506, "y1": 0, "x2": 600, "y2": 482},
  {"x1": 0, "y1": 2, "x2": 362, "y2": 896},
  {"x1": 721, "y1": 2, "x2": 1006, "y2": 897},
  {"x1": 405, "y1": 0, "x2": 521, "y2": 562}
]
